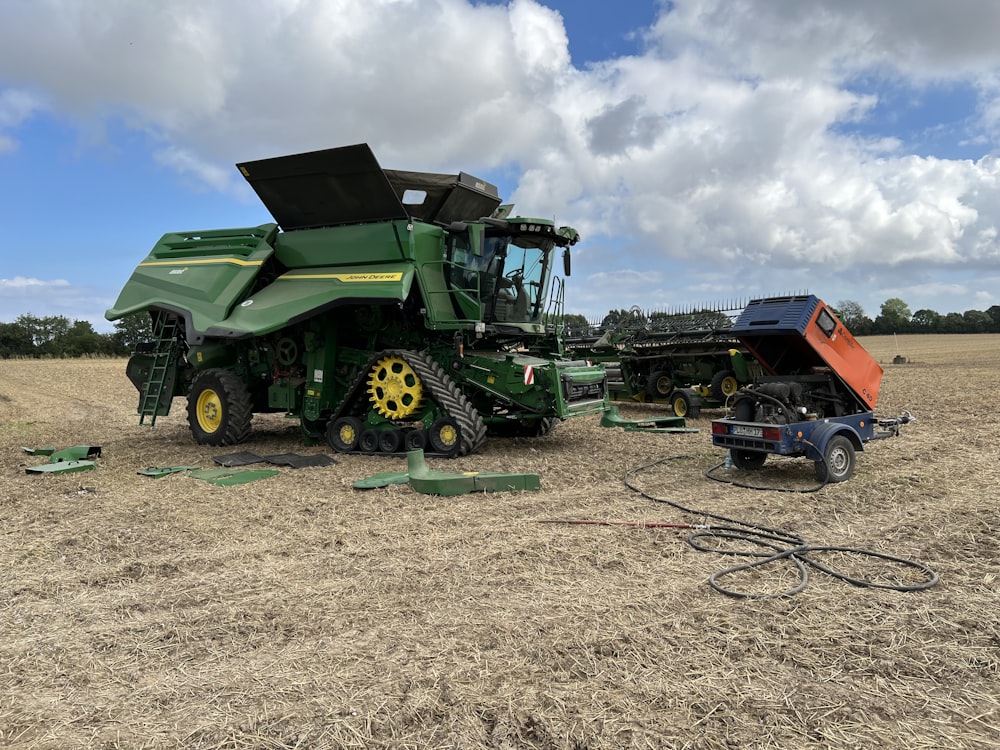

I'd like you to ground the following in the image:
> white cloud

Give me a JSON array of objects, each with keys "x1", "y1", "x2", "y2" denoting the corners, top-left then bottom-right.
[{"x1": 0, "y1": 277, "x2": 114, "y2": 331}]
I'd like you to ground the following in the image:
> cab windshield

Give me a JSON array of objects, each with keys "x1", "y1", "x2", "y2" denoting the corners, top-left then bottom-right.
[
  {"x1": 483, "y1": 236, "x2": 550, "y2": 324},
  {"x1": 445, "y1": 230, "x2": 554, "y2": 325}
]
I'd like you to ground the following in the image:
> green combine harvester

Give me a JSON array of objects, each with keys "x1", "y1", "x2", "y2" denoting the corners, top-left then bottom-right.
[{"x1": 106, "y1": 143, "x2": 607, "y2": 456}]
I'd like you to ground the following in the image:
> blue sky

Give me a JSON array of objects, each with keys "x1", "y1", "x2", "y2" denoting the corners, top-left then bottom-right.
[{"x1": 3, "y1": 0, "x2": 1000, "y2": 333}]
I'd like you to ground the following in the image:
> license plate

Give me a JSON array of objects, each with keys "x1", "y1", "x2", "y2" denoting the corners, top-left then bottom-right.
[{"x1": 730, "y1": 425, "x2": 763, "y2": 437}]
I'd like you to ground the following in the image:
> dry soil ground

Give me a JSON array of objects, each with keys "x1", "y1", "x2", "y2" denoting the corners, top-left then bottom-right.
[{"x1": 0, "y1": 335, "x2": 997, "y2": 749}]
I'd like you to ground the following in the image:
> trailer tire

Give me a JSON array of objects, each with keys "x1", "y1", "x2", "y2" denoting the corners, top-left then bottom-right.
[
  {"x1": 815, "y1": 435, "x2": 856, "y2": 483},
  {"x1": 186, "y1": 369, "x2": 253, "y2": 446},
  {"x1": 731, "y1": 450, "x2": 767, "y2": 471}
]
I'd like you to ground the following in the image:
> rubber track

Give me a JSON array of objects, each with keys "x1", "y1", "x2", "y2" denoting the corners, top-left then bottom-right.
[
  {"x1": 332, "y1": 349, "x2": 488, "y2": 456},
  {"x1": 390, "y1": 349, "x2": 488, "y2": 457}
]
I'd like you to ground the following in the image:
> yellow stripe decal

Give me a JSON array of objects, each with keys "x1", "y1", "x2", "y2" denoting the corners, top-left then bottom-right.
[
  {"x1": 279, "y1": 272, "x2": 404, "y2": 282},
  {"x1": 139, "y1": 258, "x2": 264, "y2": 267}
]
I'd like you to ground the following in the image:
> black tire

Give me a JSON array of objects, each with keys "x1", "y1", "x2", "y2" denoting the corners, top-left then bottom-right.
[
  {"x1": 428, "y1": 417, "x2": 462, "y2": 457},
  {"x1": 404, "y1": 429, "x2": 427, "y2": 451},
  {"x1": 378, "y1": 429, "x2": 402, "y2": 454},
  {"x1": 732, "y1": 397, "x2": 755, "y2": 422},
  {"x1": 731, "y1": 450, "x2": 767, "y2": 471},
  {"x1": 359, "y1": 429, "x2": 379, "y2": 453},
  {"x1": 327, "y1": 416, "x2": 362, "y2": 453},
  {"x1": 670, "y1": 389, "x2": 692, "y2": 418},
  {"x1": 646, "y1": 370, "x2": 673, "y2": 399},
  {"x1": 186, "y1": 368, "x2": 253, "y2": 446},
  {"x1": 710, "y1": 370, "x2": 739, "y2": 400},
  {"x1": 815, "y1": 434, "x2": 856, "y2": 483}
]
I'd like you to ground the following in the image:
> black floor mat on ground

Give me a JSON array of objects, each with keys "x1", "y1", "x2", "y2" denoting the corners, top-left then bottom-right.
[{"x1": 213, "y1": 451, "x2": 336, "y2": 468}]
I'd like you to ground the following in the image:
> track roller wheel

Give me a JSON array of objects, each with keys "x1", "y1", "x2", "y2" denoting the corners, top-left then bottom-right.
[
  {"x1": 404, "y1": 429, "x2": 427, "y2": 451},
  {"x1": 327, "y1": 416, "x2": 363, "y2": 453},
  {"x1": 378, "y1": 429, "x2": 403, "y2": 454},
  {"x1": 359, "y1": 429, "x2": 379, "y2": 453},
  {"x1": 429, "y1": 417, "x2": 462, "y2": 457}
]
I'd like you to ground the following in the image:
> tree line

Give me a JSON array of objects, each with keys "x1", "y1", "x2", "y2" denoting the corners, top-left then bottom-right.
[
  {"x1": 0, "y1": 313, "x2": 151, "y2": 358},
  {"x1": 0, "y1": 297, "x2": 997, "y2": 358},
  {"x1": 835, "y1": 298, "x2": 1000, "y2": 335}
]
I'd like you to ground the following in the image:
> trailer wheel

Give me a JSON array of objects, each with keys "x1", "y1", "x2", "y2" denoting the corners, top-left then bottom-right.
[
  {"x1": 429, "y1": 417, "x2": 462, "y2": 457},
  {"x1": 327, "y1": 417, "x2": 363, "y2": 453},
  {"x1": 186, "y1": 369, "x2": 253, "y2": 446},
  {"x1": 731, "y1": 450, "x2": 767, "y2": 471},
  {"x1": 646, "y1": 371, "x2": 673, "y2": 399},
  {"x1": 815, "y1": 435, "x2": 856, "y2": 483},
  {"x1": 710, "y1": 370, "x2": 739, "y2": 399}
]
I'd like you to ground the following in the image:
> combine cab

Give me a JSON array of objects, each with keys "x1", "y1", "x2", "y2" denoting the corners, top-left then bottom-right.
[
  {"x1": 710, "y1": 295, "x2": 910, "y2": 482},
  {"x1": 106, "y1": 144, "x2": 607, "y2": 456}
]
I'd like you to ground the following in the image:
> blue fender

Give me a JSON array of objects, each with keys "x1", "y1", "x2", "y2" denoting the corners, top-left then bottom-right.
[{"x1": 801, "y1": 421, "x2": 864, "y2": 461}]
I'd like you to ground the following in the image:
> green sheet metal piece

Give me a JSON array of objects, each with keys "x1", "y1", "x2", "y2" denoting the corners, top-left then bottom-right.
[
  {"x1": 21, "y1": 445, "x2": 54, "y2": 456},
  {"x1": 187, "y1": 468, "x2": 279, "y2": 486},
  {"x1": 26, "y1": 460, "x2": 96, "y2": 475},
  {"x1": 600, "y1": 405, "x2": 697, "y2": 433},
  {"x1": 353, "y1": 450, "x2": 541, "y2": 495},
  {"x1": 138, "y1": 466, "x2": 201, "y2": 478},
  {"x1": 48, "y1": 445, "x2": 102, "y2": 462},
  {"x1": 353, "y1": 471, "x2": 411, "y2": 489}
]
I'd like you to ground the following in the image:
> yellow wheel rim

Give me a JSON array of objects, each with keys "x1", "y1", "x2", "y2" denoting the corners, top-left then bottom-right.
[
  {"x1": 338, "y1": 421, "x2": 358, "y2": 445},
  {"x1": 436, "y1": 423, "x2": 458, "y2": 448},
  {"x1": 196, "y1": 388, "x2": 223, "y2": 433},
  {"x1": 720, "y1": 376, "x2": 738, "y2": 397},
  {"x1": 368, "y1": 356, "x2": 423, "y2": 419},
  {"x1": 673, "y1": 396, "x2": 688, "y2": 417}
]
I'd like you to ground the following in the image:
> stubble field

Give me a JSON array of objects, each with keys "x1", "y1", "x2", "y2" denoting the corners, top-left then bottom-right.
[{"x1": 0, "y1": 334, "x2": 997, "y2": 749}]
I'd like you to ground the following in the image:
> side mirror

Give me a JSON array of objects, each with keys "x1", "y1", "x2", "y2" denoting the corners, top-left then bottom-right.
[{"x1": 563, "y1": 249, "x2": 571, "y2": 277}]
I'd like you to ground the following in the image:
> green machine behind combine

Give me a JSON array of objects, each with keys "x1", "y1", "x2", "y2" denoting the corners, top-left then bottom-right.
[{"x1": 106, "y1": 144, "x2": 607, "y2": 456}]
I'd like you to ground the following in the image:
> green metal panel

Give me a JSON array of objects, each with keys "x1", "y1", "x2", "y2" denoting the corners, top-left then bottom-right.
[
  {"x1": 104, "y1": 224, "x2": 278, "y2": 333},
  {"x1": 208, "y1": 264, "x2": 416, "y2": 337},
  {"x1": 273, "y1": 221, "x2": 412, "y2": 267}
]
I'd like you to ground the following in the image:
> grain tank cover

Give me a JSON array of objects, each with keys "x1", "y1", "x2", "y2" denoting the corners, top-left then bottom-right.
[
  {"x1": 237, "y1": 143, "x2": 407, "y2": 230},
  {"x1": 237, "y1": 143, "x2": 502, "y2": 231}
]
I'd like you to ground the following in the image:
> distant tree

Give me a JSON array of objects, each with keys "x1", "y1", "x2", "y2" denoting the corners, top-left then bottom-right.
[
  {"x1": 59, "y1": 320, "x2": 106, "y2": 357},
  {"x1": 963, "y1": 309, "x2": 992, "y2": 333},
  {"x1": 873, "y1": 298, "x2": 912, "y2": 334},
  {"x1": 939, "y1": 312, "x2": 967, "y2": 333},
  {"x1": 835, "y1": 300, "x2": 874, "y2": 335},
  {"x1": 111, "y1": 312, "x2": 153, "y2": 353},
  {"x1": 910, "y1": 309, "x2": 942, "y2": 333},
  {"x1": 0, "y1": 321, "x2": 33, "y2": 358},
  {"x1": 986, "y1": 305, "x2": 1000, "y2": 332}
]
